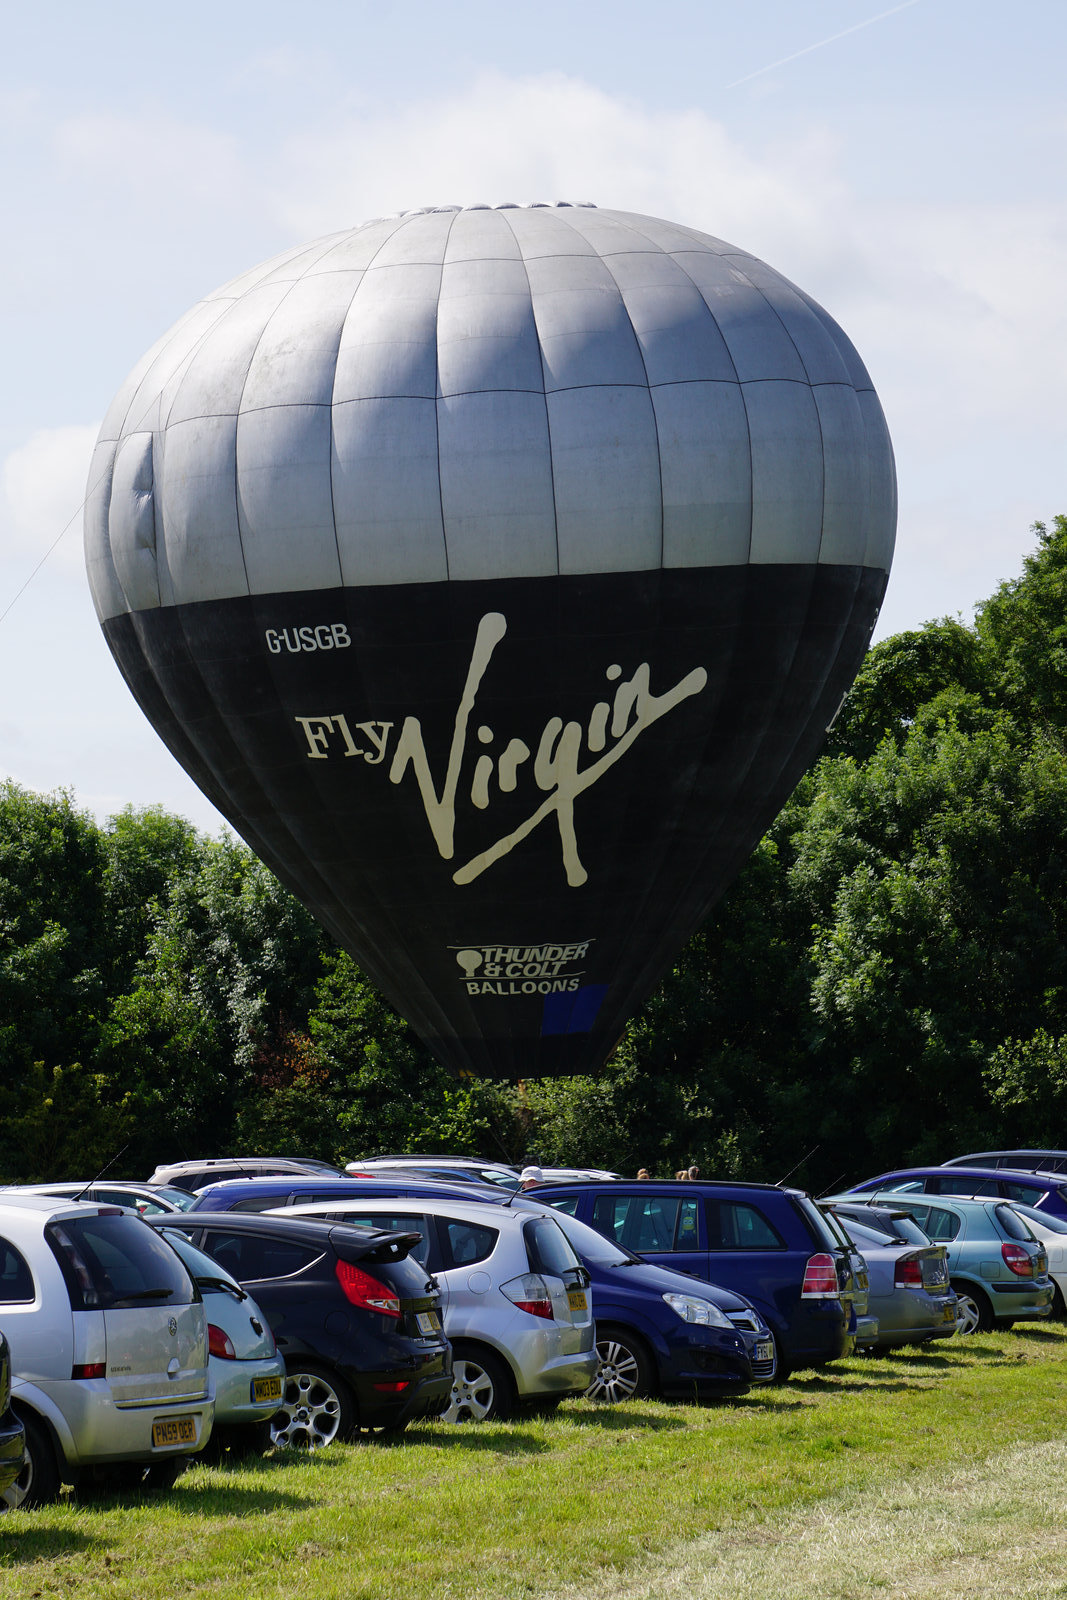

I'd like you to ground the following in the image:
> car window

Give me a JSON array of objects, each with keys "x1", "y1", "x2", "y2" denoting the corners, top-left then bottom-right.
[
  {"x1": 922, "y1": 1206, "x2": 961, "y2": 1242},
  {"x1": 523, "y1": 1217, "x2": 581, "y2": 1277},
  {"x1": 320, "y1": 1212, "x2": 432, "y2": 1267},
  {"x1": 1011, "y1": 1203, "x2": 1067, "y2": 1234},
  {"x1": 0, "y1": 1237, "x2": 35, "y2": 1302},
  {"x1": 591, "y1": 1195, "x2": 688, "y2": 1253},
  {"x1": 1000, "y1": 1181, "x2": 1043, "y2": 1204},
  {"x1": 995, "y1": 1205, "x2": 1036, "y2": 1242},
  {"x1": 543, "y1": 1195, "x2": 579, "y2": 1216},
  {"x1": 879, "y1": 1179, "x2": 924, "y2": 1193},
  {"x1": 706, "y1": 1201, "x2": 785, "y2": 1251},
  {"x1": 201, "y1": 1230, "x2": 322, "y2": 1281},
  {"x1": 935, "y1": 1175, "x2": 999, "y2": 1196},
  {"x1": 440, "y1": 1219, "x2": 498, "y2": 1268},
  {"x1": 48, "y1": 1214, "x2": 195, "y2": 1309}
]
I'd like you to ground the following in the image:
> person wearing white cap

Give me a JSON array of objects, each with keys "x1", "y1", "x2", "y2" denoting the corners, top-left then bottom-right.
[{"x1": 520, "y1": 1167, "x2": 543, "y2": 1190}]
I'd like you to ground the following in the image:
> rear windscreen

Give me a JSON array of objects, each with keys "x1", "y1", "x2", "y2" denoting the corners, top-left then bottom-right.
[
  {"x1": 524, "y1": 1217, "x2": 581, "y2": 1277},
  {"x1": 47, "y1": 1214, "x2": 196, "y2": 1310}
]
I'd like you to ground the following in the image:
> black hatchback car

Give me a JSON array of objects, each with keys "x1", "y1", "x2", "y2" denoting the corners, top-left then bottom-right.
[{"x1": 152, "y1": 1213, "x2": 452, "y2": 1446}]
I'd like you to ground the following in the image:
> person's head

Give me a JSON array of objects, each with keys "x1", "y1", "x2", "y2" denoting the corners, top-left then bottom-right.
[
  {"x1": 520, "y1": 1165, "x2": 543, "y2": 1190},
  {"x1": 636, "y1": 1167, "x2": 650, "y2": 1180},
  {"x1": 687, "y1": 1164, "x2": 700, "y2": 1180}
]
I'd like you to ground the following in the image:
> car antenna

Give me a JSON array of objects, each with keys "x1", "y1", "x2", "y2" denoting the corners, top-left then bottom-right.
[
  {"x1": 775, "y1": 1145, "x2": 819, "y2": 1186},
  {"x1": 814, "y1": 1173, "x2": 848, "y2": 1199},
  {"x1": 72, "y1": 1143, "x2": 131, "y2": 1203}
]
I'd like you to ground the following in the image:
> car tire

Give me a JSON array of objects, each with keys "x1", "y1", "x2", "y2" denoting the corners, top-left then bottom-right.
[
  {"x1": 3, "y1": 1412, "x2": 60, "y2": 1510},
  {"x1": 952, "y1": 1281, "x2": 994, "y2": 1334},
  {"x1": 270, "y1": 1363, "x2": 354, "y2": 1449},
  {"x1": 1052, "y1": 1283, "x2": 1066, "y2": 1321},
  {"x1": 586, "y1": 1326, "x2": 654, "y2": 1403},
  {"x1": 441, "y1": 1345, "x2": 515, "y2": 1422}
]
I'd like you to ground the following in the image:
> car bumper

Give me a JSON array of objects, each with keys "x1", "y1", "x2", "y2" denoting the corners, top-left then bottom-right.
[
  {"x1": 210, "y1": 1354, "x2": 286, "y2": 1428},
  {"x1": 21, "y1": 1379, "x2": 213, "y2": 1468},
  {"x1": 657, "y1": 1326, "x2": 753, "y2": 1399},
  {"x1": 343, "y1": 1347, "x2": 454, "y2": 1430},
  {"x1": 866, "y1": 1288, "x2": 959, "y2": 1347},
  {"x1": 986, "y1": 1280, "x2": 1054, "y2": 1320}
]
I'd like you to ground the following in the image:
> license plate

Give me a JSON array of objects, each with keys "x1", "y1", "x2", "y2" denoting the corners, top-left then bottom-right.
[
  {"x1": 416, "y1": 1310, "x2": 442, "y2": 1335},
  {"x1": 943, "y1": 1302, "x2": 958, "y2": 1322},
  {"x1": 152, "y1": 1416, "x2": 196, "y2": 1448},
  {"x1": 567, "y1": 1289, "x2": 588, "y2": 1312},
  {"x1": 756, "y1": 1340, "x2": 775, "y2": 1362},
  {"x1": 253, "y1": 1376, "x2": 283, "y2": 1403}
]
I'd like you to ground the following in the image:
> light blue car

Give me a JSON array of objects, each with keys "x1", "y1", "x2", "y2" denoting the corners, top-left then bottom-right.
[{"x1": 827, "y1": 1191, "x2": 1054, "y2": 1335}]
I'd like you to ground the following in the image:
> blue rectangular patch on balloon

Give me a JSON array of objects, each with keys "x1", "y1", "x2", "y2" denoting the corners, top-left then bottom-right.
[{"x1": 541, "y1": 985, "x2": 608, "y2": 1036}]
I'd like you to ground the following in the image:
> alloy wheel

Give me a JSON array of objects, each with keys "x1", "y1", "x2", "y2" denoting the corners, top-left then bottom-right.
[
  {"x1": 442, "y1": 1357, "x2": 497, "y2": 1423},
  {"x1": 587, "y1": 1338, "x2": 642, "y2": 1403},
  {"x1": 270, "y1": 1369, "x2": 347, "y2": 1448}
]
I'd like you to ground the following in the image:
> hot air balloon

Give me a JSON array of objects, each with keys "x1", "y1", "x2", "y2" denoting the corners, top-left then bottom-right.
[{"x1": 85, "y1": 203, "x2": 895, "y2": 1078}]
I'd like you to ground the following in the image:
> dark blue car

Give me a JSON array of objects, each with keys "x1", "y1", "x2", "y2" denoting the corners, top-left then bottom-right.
[
  {"x1": 848, "y1": 1166, "x2": 1067, "y2": 1220},
  {"x1": 188, "y1": 1175, "x2": 491, "y2": 1213},
  {"x1": 535, "y1": 1180, "x2": 862, "y2": 1378}
]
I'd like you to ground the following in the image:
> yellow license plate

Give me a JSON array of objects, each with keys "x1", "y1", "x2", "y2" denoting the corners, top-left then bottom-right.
[
  {"x1": 416, "y1": 1310, "x2": 442, "y2": 1335},
  {"x1": 567, "y1": 1289, "x2": 588, "y2": 1312},
  {"x1": 253, "y1": 1376, "x2": 283, "y2": 1403},
  {"x1": 152, "y1": 1416, "x2": 196, "y2": 1448}
]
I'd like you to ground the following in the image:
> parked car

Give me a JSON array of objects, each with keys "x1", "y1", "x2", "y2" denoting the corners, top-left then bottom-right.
[
  {"x1": 151, "y1": 1213, "x2": 451, "y2": 1446},
  {"x1": 0, "y1": 1333, "x2": 26, "y2": 1506},
  {"x1": 942, "y1": 1151, "x2": 1067, "y2": 1176},
  {"x1": 0, "y1": 1196, "x2": 213, "y2": 1505},
  {"x1": 537, "y1": 1180, "x2": 863, "y2": 1378},
  {"x1": 824, "y1": 1203, "x2": 958, "y2": 1349},
  {"x1": 187, "y1": 1175, "x2": 503, "y2": 1214},
  {"x1": 282, "y1": 1191, "x2": 774, "y2": 1404},
  {"x1": 344, "y1": 1156, "x2": 521, "y2": 1191},
  {"x1": 148, "y1": 1158, "x2": 345, "y2": 1194},
  {"x1": 829, "y1": 1191, "x2": 1054, "y2": 1333},
  {"x1": 0, "y1": 1182, "x2": 195, "y2": 1215},
  {"x1": 1001, "y1": 1203, "x2": 1067, "y2": 1318},
  {"x1": 157, "y1": 1233, "x2": 285, "y2": 1455},
  {"x1": 278, "y1": 1196, "x2": 596, "y2": 1419},
  {"x1": 846, "y1": 1165, "x2": 1067, "y2": 1220},
  {"x1": 524, "y1": 1202, "x2": 777, "y2": 1402}
]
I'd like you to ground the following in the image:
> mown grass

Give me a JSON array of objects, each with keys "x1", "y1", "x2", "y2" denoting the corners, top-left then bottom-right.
[{"x1": 3, "y1": 1328, "x2": 1066, "y2": 1600}]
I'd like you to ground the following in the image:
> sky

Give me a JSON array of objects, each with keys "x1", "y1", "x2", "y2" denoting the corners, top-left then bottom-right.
[{"x1": 1, "y1": 0, "x2": 1064, "y2": 834}]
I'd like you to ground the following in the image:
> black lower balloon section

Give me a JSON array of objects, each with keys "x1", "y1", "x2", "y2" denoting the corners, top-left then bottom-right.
[{"x1": 103, "y1": 564, "x2": 886, "y2": 1078}]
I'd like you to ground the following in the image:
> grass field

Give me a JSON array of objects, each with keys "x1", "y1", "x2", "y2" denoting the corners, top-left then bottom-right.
[{"x1": 3, "y1": 1328, "x2": 1066, "y2": 1600}]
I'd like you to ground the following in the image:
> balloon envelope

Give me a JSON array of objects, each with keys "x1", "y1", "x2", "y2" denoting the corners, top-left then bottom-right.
[{"x1": 86, "y1": 203, "x2": 895, "y2": 1077}]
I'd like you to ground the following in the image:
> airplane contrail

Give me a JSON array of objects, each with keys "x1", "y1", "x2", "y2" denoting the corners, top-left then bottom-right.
[{"x1": 724, "y1": 0, "x2": 924, "y2": 89}]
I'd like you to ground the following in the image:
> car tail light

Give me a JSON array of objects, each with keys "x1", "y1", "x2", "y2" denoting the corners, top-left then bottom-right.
[
  {"x1": 208, "y1": 1324, "x2": 237, "y2": 1359},
  {"x1": 335, "y1": 1258, "x2": 401, "y2": 1316},
  {"x1": 1001, "y1": 1242, "x2": 1034, "y2": 1277},
  {"x1": 501, "y1": 1273, "x2": 554, "y2": 1319},
  {"x1": 71, "y1": 1362, "x2": 106, "y2": 1380},
  {"x1": 800, "y1": 1253, "x2": 840, "y2": 1297},
  {"x1": 894, "y1": 1256, "x2": 924, "y2": 1288}
]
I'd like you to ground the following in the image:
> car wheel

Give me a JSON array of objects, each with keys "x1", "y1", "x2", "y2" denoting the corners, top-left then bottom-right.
[
  {"x1": 441, "y1": 1346, "x2": 515, "y2": 1422},
  {"x1": 270, "y1": 1364, "x2": 354, "y2": 1449},
  {"x1": 2, "y1": 1413, "x2": 60, "y2": 1510},
  {"x1": 1053, "y1": 1283, "x2": 1066, "y2": 1321},
  {"x1": 586, "y1": 1326, "x2": 653, "y2": 1402},
  {"x1": 952, "y1": 1281, "x2": 994, "y2": 1334}
]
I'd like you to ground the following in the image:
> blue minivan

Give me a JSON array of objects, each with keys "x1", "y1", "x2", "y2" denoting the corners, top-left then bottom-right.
[{"x1": 535, "y1": 1180, "x2": 865, "y2": 1378}]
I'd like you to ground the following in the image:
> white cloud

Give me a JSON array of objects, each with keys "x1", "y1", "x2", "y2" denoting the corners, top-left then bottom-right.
[{"x1": 2, "y1": 425, "x2": 98, "y2": 580}]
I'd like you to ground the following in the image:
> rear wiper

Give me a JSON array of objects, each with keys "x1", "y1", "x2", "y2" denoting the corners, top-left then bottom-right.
[
  {"x1": 196, "y1": 1276, "x2": 247, "y2": 1301},
  {"x1": 113, "y1": 1287, "x2": 175, "y2": 1301}
]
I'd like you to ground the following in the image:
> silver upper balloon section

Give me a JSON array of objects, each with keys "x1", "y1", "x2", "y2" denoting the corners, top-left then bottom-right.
[{"x1": 86, "y1": 204, "x2": 896, "y2": 622}]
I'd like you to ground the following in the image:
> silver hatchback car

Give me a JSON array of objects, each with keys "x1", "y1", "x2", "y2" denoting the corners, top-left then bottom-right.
[
  {"x1": 0, "y1": 1197, "x2": 213, "y2": 1504},
  {"x1": 278, "y1": 1196, "x2": 597, "y2": 1420}
]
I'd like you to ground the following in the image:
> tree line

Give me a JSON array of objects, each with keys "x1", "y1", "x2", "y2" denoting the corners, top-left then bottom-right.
[{"x1": 3, "y1": 517, "x2": 1067, "y2": 1191}]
